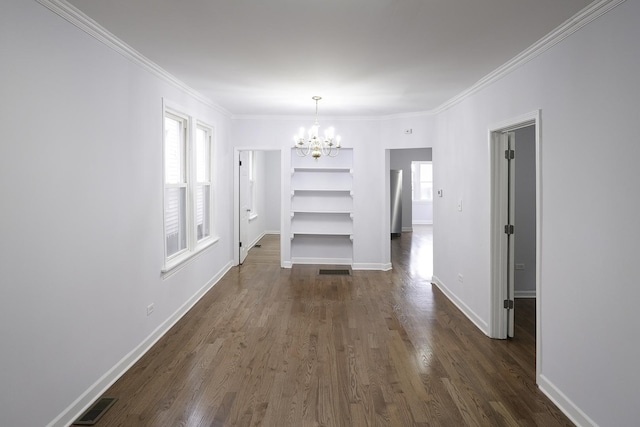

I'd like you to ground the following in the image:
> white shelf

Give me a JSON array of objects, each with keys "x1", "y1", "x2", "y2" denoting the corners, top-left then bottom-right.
[
  {"x1": 292, "y1": 167, "x2": 352, "y2": 173},
  {"x1": 291, "y1": 209, "x2": 353, "y2": 216},
  {"x1": 292, "y1": 188, "x2": 352, "y2": 193},
  {"x1": 289, "y1": 148, "x2": 354, "y2": 265}
]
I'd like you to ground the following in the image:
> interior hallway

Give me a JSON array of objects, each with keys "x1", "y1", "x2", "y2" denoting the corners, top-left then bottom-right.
[{"x1": 90, "y1": 227, "x2": 570, "y2": 426}]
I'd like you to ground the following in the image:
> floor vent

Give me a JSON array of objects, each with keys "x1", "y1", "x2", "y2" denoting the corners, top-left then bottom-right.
[
  {"x1": 318, "y1": 269, "x2": 351, "y2": 276},
  {"x1": 254, "y1": 244, "x2": 262, "y2": 248},
  {"x1": 73, "y1": 397, "x2": 117, "y2": 425}
]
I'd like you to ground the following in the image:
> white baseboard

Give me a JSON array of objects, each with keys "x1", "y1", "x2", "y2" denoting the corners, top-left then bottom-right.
[
  {"x1": 352, "y1": 263, "x2": 392, "y2": 271},
  {"x1": 515, "y1": 290, "x2": 537, "y2": 298},
  {"x1": 538, "y1": 374, "x2": 598, "y2": 427},
  {"x1": 264, "y1": 230, "x2": 280, "y2": 235},
  {"x1": 248, "y1": 232, "x2": 265, "y2": 249},
  {"x1": 412, "y1": 220, "x2": 433, "y2": 225},
  {"x1": 48, "y1": 261, "x2": 234, "y2": 427},
  {"x1": 401, "y1": 226, "x2": 413, "y2": 232},
  {"x1": 431, "y1": 275, "x2": 490, "y2": 335},
  {"x1": 290, "y1": 257, "x2": 352, "y2": 266}
]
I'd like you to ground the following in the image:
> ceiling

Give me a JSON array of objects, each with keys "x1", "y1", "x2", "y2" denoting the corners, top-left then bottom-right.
[{"x1": 66, "y1": 0, "x2": 593, "y2": 117}]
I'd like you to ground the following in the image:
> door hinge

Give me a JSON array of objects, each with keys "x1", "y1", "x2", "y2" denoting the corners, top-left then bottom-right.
[
  {"x1": 503, "y1": 299, "x2": 514, "y2": 309},
  {"x1": 504, "y1": 224, "x2": 514, "y2": 235},
  {"x1": 239, "y1": 241, "x2": 242, "y2": 247},
  {"x1": 239, "y1": 160, "x2": 242, "y2": 166},
  {"x1": 504, "y1": 149, "x2": 515, "y2": 160}
]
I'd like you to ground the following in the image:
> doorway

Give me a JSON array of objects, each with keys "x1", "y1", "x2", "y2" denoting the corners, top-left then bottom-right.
[
  {"x1": 388, "y1": 148, "x2": 433, "y2": 269},
  {"x1": 489, "y1": 110, "x2": 541, "y2": 380},
  {"x1": 236, "y1": 149, "x2": 282, "y2": 265}
]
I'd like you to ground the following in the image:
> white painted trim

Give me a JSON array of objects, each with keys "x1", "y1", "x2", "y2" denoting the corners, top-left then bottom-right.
[
  {"x1": 431, "y1": 275, "x2": 490, "y2": 335},
  {"x1": 35, "y1": 0, "x2": 231, "y2": 118},
  {"x1": 248, "y1": 231, "x2": 265, "y2": 250},
  {"x1": 433, "y1": 0, "x2": 626, "y2": 114},
  {"x1": 412, "y1": 220, "x2": 433, "y2": 225},
  {"x1": 291, "y1": 257, "x2": 352, "y2": 266},
  {"x1": 161, "y1": 236, "x2": 220, "y2": 278},
  {"x1": 488, "y1": 110, "x2": 543, "y2": 383},
  {"x1": 514, "y1": 290, "x2": 536, "y2": 298},
  {"x1": 538, "y1": 374, "x2": 599, "y2": 427},
  {"x1": 264, "y1": 230, "x2": 281, "y2": 235},
  {"x1": 352, "y1": 263, "x2": 392, "y2": 271},
  {"x1": 401, "y1": 226, "x2": 413, "y2": 232},
  {"x1": 47, "y1": 261, "x2": 234, "y2": 427}
]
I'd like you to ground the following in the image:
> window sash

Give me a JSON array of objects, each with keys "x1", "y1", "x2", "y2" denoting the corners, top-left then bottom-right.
[
  {"x1": 165, "y1": 186, "x2": 187, "y2": 258},
  {"x1": 164, "y1": 107, "x2": 215, "y2": 268}
]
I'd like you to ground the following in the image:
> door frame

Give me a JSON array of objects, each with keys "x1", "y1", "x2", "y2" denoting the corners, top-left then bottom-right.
[
  {"x1": 233, "y1": 147, "x2": 284, "y2": 266},
  {"x1": 489, "y1": 110, "x2": 541, "y2": 378}
]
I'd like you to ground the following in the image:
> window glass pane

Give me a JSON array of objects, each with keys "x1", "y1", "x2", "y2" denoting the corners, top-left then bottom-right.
[
  {"x1": 165, "y1": 187, "x2": 187, "y2": 256},
  {"x1": 419, "y1": 163, "x2": 432, "y2": 181},
  {"x1": 195, "y1": 184, "x2": 210, "y2": 240},
  {"x1": 196, "y1": 128, "x2": 210, "y2": 182},
  {"x1": 165, "y1": 116, "x2": 184, "y2": 184}
]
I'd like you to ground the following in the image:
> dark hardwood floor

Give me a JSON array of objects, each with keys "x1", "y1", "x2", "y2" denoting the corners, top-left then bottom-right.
[{"x1": 90, "y1": 228, "x2": 572, "y2": 426}]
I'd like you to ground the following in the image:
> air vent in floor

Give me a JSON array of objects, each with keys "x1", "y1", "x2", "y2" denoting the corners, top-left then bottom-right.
[
  {"x1": 318, "y1": 269, "x2": 351, "y2": 276},
  {"x1": 73, "y1": 397, "x2": 117, "y2": 425}
]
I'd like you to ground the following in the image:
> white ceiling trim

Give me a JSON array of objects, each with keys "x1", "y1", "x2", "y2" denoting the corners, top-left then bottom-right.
[
  {"x1": 433, "y1": 0, "x2": 626, "y2": 115},
  {"x1": 35, "y1": 0, "x2": 232, "y2": 118}
]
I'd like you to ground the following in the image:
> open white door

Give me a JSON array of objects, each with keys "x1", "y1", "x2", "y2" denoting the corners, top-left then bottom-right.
[
  {"x1": 506, "y1": 131, "x2": 516, "y2": 338},
  {"x1": 239, "y1": 150, "x2": 250, "y2": 264}
]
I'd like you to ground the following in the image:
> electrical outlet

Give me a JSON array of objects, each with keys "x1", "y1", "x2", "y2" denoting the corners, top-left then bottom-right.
[
  {"x1": 457, "y1": 274, "x2": 464, "y2": 283},
  {"x1": 146, "y1": 303, "x2": 155, "y2": 316},
  {"x1": 515, "y1": 263, "x2": 525, "y2": 270}
]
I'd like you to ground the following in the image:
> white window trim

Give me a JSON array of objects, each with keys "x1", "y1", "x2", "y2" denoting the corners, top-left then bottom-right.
[{"x1": 162, "y1": 101, "x2": 218, "y2": 275}]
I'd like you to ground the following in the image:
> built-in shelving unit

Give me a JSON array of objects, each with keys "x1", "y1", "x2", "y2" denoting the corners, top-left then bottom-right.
[{"x1": 290, "y1": 148, "x2": 353, "y2": 265}]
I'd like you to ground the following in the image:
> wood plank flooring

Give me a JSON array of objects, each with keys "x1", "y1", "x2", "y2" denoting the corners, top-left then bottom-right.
[{"x1": 91, "y1": 228, "x2": 572, "y2": 426}]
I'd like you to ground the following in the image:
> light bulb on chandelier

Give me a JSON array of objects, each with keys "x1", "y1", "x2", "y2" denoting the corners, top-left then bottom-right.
[{"x1": 293, "y1": 96, "x2": 341, "y2": 159}]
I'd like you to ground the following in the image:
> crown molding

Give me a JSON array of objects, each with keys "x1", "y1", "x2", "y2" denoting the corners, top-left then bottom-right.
[
  {"x1": 35, "y1": 0, "x2": 232, "y2": 119},
  {"x1": 432, "y1": 0, "x2": 626, "y2": 115},
  {"x1": 36, "y1": 0, "x2": 624, "y2": 121}
]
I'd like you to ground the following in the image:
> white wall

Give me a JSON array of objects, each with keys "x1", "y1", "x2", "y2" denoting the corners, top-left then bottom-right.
[
  {"x1": 3, "y1": 0, "x2": 638, "y2": 426},
  {"x1": 514, "y1": 126, "x2": 536, "y2": 296},
  {"x1": 244, "y1": 150, "x2": 281, "y2": 248},
  {"x1": 233, "y1": 118, "x2": 390, "y2": 269},
  {"x1": 264, "y1": 151, "x2": 282, "y2": 233},
  {"x1": 0, "y1": 2, "x2": 234, "y2": 426},
  {"x1": 432, "y1": 1, "x2": 640, "y2": 425},
  {"x1": 390, "y1": 148, "x2": 433, "y2": 229}
]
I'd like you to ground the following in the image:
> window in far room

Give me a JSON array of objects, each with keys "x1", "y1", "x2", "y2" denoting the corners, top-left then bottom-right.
[{"x1": 411, "y1": 161, "x2": 433, "y2": 202}]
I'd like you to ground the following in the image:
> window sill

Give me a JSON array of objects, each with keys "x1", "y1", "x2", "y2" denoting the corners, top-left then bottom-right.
[
  {"x1": 162, "y1": 236, "x2": 219, "y2": 278},
  {"x1": 249, "y1": 213, "x2": 258, "y2": 221}
]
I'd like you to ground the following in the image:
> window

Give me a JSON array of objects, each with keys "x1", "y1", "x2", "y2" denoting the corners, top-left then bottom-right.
[
  {"x1": 163, "y1": 106, "x2": 215, "y2": 271},
  {"x1": 195, "y1": 125, "x2": 211, "y2": 240},
  {"x1": 411, "y1": 161, "x2": 433, "y2": 202},
  {"x1": 164, "y1": 112, "x2": 188, "y2": 257}
]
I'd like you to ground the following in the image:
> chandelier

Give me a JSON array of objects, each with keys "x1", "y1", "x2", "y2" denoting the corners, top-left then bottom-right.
[{"x1": 293, "y1": 96, "x2": 341, "y2": 159}]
